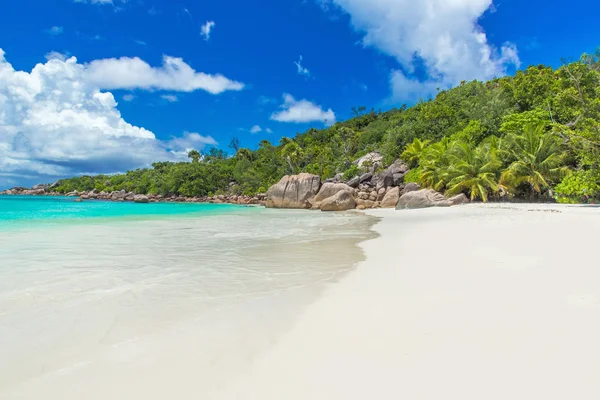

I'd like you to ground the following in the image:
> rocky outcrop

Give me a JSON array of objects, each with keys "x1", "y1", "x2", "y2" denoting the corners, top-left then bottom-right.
[
  {"x1": 380, "y1": 187, "x2": 400, "y2": 208},
  {"x1": 396, "y1": 189, "x2": 449, "y2": 209},
  {"x1": 396, "y1": 189, "x2": 470, "y2": 210},
  {"x1": 266, "y1": 173, "x2": 321, "y2": 209},
  {"x1": 359, "y1": 173, "x2": 373, "y2": 184},
  {"x1": 401, "y1": 182, "x2": 420, "y2": 195},
  {"x1": 347, "y1": 176, "x2": 360, "y2": 188},
  {"x1": 375, "y1": 171, "x2": 394, "y2": 191},
  {"x1": 31, "y1": 183, "x2": 49, "y2": 191},
  {"x1": 386, "y1": 160, "x2": 410, "y2": 175},
  {"x1": 320, "y1": 190, "x2": 356, "y2": 211},
  {"x1": 313, "y1": 183, "x2": 354, "y2": 207},
  {"x1": 354, "y1": 152, "x2": 383, "y2": 170}
]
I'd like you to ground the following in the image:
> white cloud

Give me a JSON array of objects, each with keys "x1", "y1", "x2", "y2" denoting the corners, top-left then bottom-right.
[
  {"x1": 200, "y1": 21, "x2": 216, "y2": 41},
  {"x1": 270, "y1": 94, "x2": 335, "y2": 125},
  {"x1": 86, "y1": 55, "x2": 244, "y2": 94},
  {"x1": 45, "y1": 51, "x2": 68, "y2": 62},
  {"x1": 295, "y1": 55, "x2": 311, "y2": 78},
  {"x1": 167, "y1": 132, "x2": 217, "y2": 154},
  {"x1": 0, "y1": 48, "x2": 216, "y2": 187},
  {"x1": 134, "y1": 39, "x2": 147, "y2": 46},
  {"x1": 122, "y1": 94, "x2": 134, "y2": 102},
  {"x1": 47, "y1": 26, "x2": 64, "y2": 35},
  {"x1": 390, "y1": 71, "x2": 440, "y2": 103},
  {"x1": 250, "y1": 125, "x2": 262, "y2": 134},
  {"x1": 321, "y1": 0, "x2": 520, "y2": 100},
  {"x1": 266, "y1": 128, "x2": 273, "y2": 134},
  {"x1": 160, "y1": 94, "x2": 179, "y2": 102}
]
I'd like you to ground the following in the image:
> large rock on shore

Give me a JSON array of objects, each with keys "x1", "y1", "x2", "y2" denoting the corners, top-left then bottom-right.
[
  {"x1": 396, "y1": 189, "x2": 469, "y2": 209},
  {"x1": 447, "y1": 193, "x2": 469, "y2": 206},
  {"x1": 401, "y1": 182, "x2": 420, "y2": 195},
  {"x1": 396, "y1": 189, "x2": 450, "y2": 209},
  {"x1": 320, "y1": 190, "x2": 356, "y2": 211},
  {"x1": 133, "y1": 194, "x2": 149, "y2": 203},
  {"x1": 313, "y1": 183, "x2": 354, "y2": 207},
  {"x1": 266, "y1": 173, "x2": 321, "y2": 209},
  {"x1": 375, "y1": 171, "x2": 394, "y2": 191},
  {"x1": 380, "y1": 187, "x2": 400, "y2": 208}
]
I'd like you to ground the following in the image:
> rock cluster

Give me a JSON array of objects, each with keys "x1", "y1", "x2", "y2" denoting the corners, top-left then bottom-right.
[
  {"x1": 77, "y1": 190, "x2": 266, "y2": 205},
  {"x1": 1, "y1": 187, "x2": 51, "y2": 196},
  {"x1": 265, "y1": 158, "x2": 470, "y2": 212},
  {"x1": 4, "y1": 155, "x2": 472, "y2": 212},
  {"x1": 1, "y1": 186, "x2": 266, "y2": 206}
]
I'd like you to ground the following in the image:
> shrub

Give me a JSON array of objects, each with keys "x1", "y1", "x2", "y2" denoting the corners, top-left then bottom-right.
[
  {"x1": 403, "y1": 167, "x2": 421, "y2": 184},
  {"x1": 343, "y1": 164, "x2": 362, "y2": 181},
  {"x1": 554, "y1": 170, "x2": 600, "y2": 204}
]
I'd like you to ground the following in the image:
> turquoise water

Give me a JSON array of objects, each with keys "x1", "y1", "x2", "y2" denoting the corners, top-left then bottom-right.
[
  {"x1": 0, "y1": 195, "x2": 249, "y2": 227},
  {"x1": 0, "y1": 195, "x2": 374, "y2": 398}
]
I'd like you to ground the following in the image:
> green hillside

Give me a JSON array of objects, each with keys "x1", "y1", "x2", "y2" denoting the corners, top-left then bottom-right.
[{"x1": 54, "y1": 50, "x2": 600, "y2": 204}]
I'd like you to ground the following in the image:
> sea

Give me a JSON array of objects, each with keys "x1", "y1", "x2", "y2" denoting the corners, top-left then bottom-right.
[{"x1": 0, "y1": 195, "x2": 376, "y2": 399}]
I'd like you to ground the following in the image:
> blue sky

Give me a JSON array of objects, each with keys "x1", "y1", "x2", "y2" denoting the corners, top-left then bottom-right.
[{"x1": 1, "y1": 0, "x2": 599, "y2": 189}]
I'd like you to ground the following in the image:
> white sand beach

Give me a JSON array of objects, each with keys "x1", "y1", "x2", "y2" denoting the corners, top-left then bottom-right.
[
  {"x1": 4, "y1": 203, "x2": 600, "y2": 399},
  {"x1": 222, "y1": 204, "x2": 600, "y2": 399}
]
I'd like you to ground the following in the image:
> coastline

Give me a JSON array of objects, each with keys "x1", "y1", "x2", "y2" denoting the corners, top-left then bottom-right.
[
  {"x1": 219, "y1": 203, "x2": 600, "y2": 399},
  {"x1": 0, "y1": 190, "x2": 267, "y2": 206}
]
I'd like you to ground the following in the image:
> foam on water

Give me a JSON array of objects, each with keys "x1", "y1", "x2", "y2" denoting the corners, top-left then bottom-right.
[{"x1": 0, "y1": 196, "x2": 376, "y2": 399}]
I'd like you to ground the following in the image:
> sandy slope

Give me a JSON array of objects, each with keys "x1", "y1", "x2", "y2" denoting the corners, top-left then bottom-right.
[{"x1": 222, "y1": 204, "x2": 600, "y2": 399}]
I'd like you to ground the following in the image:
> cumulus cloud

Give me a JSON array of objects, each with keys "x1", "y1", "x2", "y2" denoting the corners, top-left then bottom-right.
[
  {"x1": 271, "y1": 94, "x2": 335, "y2": 125},
  {"x1": 200, "y1": 21, "x2": 216, "y2": 41},
  {"x1": 250, "y1": 125, "x2": 262, "y2": 134},
  {"x1": 0, "y1": 48, "x2": 217, "y2": 187},
  {"x1": 86, "y1": 55, "x2": 244, "y2": 94},
  {"x1": 320, "y1": 0, "x2": 520, "y2": 100},
  {"x1": 295, "y1": 55, "x2": 311, "y2": 78},
  {"x1": 45, "y1": 51, "x2": 68, "y2": 62}
]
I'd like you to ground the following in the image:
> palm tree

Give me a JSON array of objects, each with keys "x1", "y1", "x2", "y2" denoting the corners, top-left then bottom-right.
[
  {"x1": 418, "y1": 138, "x2": 450, "y2": 191},
  {"x1": 445, "y1": 141, "x2": 502, "y2": 202},
  {"x1": 279, "y1": 137, "x2": 292, "y2": 147},
  {"x1": 401, "y1": 138, "x2": 431, "y2": 167},
  {"x1": 500, "y1": 124, "x2": 567, "y2": 200}
]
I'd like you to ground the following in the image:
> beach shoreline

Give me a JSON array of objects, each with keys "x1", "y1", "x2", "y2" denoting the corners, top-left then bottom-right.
[
  {"x1": 0, "y1": 202, "x2": 378, "y2": 399},
  {"x1": 219, "y1": 203, "x2": 600, "y2": 399}
]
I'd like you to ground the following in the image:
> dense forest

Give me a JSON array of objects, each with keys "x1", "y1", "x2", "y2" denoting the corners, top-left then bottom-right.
[{"x1": 54, "y1": 51, "x2": 600, "y2": 204}]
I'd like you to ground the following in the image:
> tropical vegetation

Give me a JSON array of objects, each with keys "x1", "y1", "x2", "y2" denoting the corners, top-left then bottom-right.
[{"x1": 53, "y1": 50, "x2": 600, "y2": 204}]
